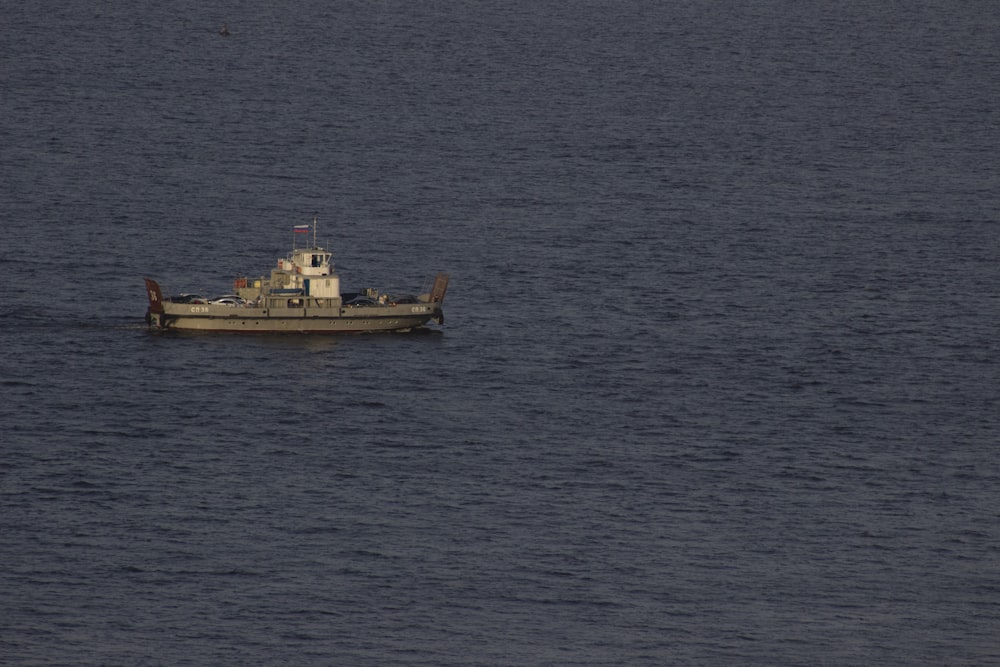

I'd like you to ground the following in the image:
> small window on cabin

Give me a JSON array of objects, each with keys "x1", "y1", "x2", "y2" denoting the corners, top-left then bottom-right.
[{"x1": 312, "y1": 254, "x2": 321, "y2": 267}]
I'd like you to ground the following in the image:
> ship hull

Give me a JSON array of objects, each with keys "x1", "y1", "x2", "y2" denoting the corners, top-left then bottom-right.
[{"x1": 149, "y1": 303, "x2": 441, "y2": 333}]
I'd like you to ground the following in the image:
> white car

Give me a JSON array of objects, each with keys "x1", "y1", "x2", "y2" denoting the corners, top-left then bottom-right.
[{"x1": 210, "y1": 296, "x2": 246, "y2": 307}]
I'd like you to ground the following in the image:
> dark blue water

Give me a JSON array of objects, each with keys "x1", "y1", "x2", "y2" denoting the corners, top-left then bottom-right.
[{"x1": 3, "y1": 1, "x2": 999, "y2": 664}]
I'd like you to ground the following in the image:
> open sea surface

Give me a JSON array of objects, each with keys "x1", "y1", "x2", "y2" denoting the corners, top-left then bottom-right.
[{"x1": 2, "y1": 1, "x2": 999, "y2": 665}]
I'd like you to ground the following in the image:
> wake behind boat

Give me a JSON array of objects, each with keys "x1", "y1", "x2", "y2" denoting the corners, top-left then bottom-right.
[{"x1": 144, "y1": 220, "x2": 448, "y2": 333}]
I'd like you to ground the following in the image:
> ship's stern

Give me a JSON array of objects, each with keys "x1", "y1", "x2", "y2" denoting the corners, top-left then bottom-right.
[{"x1": 144, "y1": 278, "x2": 166, "y2": 329}]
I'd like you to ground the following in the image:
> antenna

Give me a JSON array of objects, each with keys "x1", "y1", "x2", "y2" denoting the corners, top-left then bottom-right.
[{"x1": 313, "y1": 215, "x2": 318, "y2": 247}]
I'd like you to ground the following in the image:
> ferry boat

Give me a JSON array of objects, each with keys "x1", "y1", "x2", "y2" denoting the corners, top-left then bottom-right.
[{"x1": 143, "y1": 220, "x2": 448, "y2": 333}]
